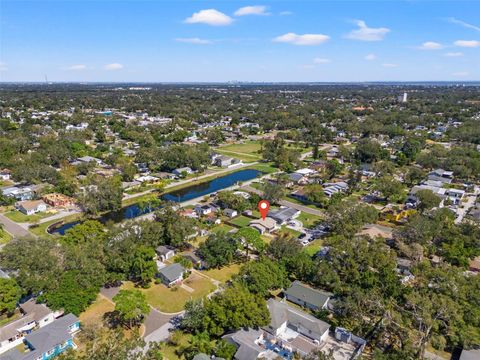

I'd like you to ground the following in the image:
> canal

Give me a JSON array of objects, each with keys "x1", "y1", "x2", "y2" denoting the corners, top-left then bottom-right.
[{"x1": 49, "y1": 168, "x2": 262, "y2": 235}]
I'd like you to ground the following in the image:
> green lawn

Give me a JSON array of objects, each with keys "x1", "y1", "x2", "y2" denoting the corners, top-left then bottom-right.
[
  {"x1": 280, "y1": 226, "x2": 302, "y2": 238},
  {"x1": 218, "y1": 141, "x2": 262, "y2": 155},
  {"x1": 4, "y1": 210, "x2": 52, "y2": 223},
  {"x1": 248, "y1": 162, "x2": 278, "y2": 174},
  {"x1": 297, "y1": 212, "x2": 323, "y2": 228},
  {"x1": 29, "y1": 213, "x2": 82, "y2": 237},
  {"x1": 228, "y1": 215, "x2": 252, "y2": 228},
  {"x1": 210, "y1": 224, "x2": 235, "y2": 233},
  {"x1": 122, "y1": 273, "x2": 215, "y2": 313},
  {"x1": 0, "y1": 229, "x2": 12, "y2": 245},
  {"x1": 203, "y1": 263, "x2": 242, "y2": 283},
  {"x1": 304, "y1": 239, "x2": 324, "y2": 256},
  {"x1": 216, "y1": 149, "x2": 260, "y2": 163}
]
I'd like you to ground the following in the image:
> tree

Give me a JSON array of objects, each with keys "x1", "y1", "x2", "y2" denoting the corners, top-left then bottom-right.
[
  {"x1": 214, "y1": 339, "x2": 237, "y2": 360},
  {"x1": 113, "y1": 289, "x2": 150, "y2": 329},
  {"x1": 198, "y1": 232, "x2": 238, "y2": 269},
  {"x1": 302, "y1": 184, "x2": 327, "y2": 205},
  {"x1": 63, "y1": 220, "x2": 106, "y2": 245},
  {"x1": 217, "y1": 191, "x2": 249, "y2": 212},
  {"x1": 404, "y1": 166, "x2": 425, "y2": 186},
  {"x1": 235, "y1": 227, "x2": 265, "y2": 258},
  {"x1": 0, "y1": 278, "x2": 21, "y2": 315},
  {"x1": 355, "y1": 138, "x2": 388, "y2": 163},
  {"x1": 263, "y1": 181, "x2": 285, "y2": 205},
  {"x1": 374, "y1": 176, "x2": 406, "y2": 203},
  {"x1": 182, "y1": 299, "x2": 208, "y2": 333},
  {"x1": 181, "y1": 332, "x2": 214, "y2": 360},
  {"x1": 238, "y1": 258, "x2": 289, "y2": 296},
  {"x1": 79, "y1": 176, "x2": 123, "y2": 215},
  {"x1": 267, "y1": 233, "x2": 302, "y2": 260},
  {"x1": 131, "y1": 246, "x2": 157, "y2": 287},
  {"x1": 325, "y1": 159, "x2": 344, "y2": 179},
  {"x1": 154, "y1": 205, "x2": 197, "y2": 247},
  {"x1": 326, "y1": 199, "x2": 379, "y2": 236},
  {"x1": 416, "y1": 189, "x2": 441, "y2": 213}
]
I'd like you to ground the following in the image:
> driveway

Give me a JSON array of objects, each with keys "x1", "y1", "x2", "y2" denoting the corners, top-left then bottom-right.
[
  {"x1": 0, "y1": 213, "x2": 33, "y2": 238},
  {"x1": 143, "y1": 307, "x2": 177, "y2": 338}
]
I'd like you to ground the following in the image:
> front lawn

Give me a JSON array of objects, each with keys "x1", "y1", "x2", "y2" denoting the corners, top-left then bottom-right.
[
  {"x1": 0, "y1": 229, "x2": 12, "y2": 245},
  {"x1": 79, "y1": 294, "x2": 115, "y2": 327},
  {"x1": 122, "y1": 273, "x2": 216, "y2": 313},
  {"x1": 203, "y1": 263, "x2": 242, "y2": 283},
  {"x1": 304, "y1": 239, "x2": 324, "y2": 256},
  {"x1": 4, "y1": 210, "x2": 52, "y2": 223},
  {"x1": 297, "y1": 212, "x2": 323, "y2": 228},
  {"x1": 210, "y1": 224, "x2": 235, "y2": 234}
]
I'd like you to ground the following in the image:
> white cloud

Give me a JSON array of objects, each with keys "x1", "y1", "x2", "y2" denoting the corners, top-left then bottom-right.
[
  {"x1": 454, "y1": 40, "x2": 480, "y2": 48},
  {"x1": 184, "y1": 9, "x2": 233, "y2": 26},
  {"x1": 175, "y1": 37, "x2": 212, "y2": 45},
  {"x1": 67, "y1": 64, "x2": 87, "y2": 71},
  {"x1": 452, "y1": 71, "x2": 469, "y2": 77},
  {"x1": 0, "y1": 62, "x2": 7, "y2": 71},
  {"x1": 417, "y1": 41, "x2": 444, "y2": 50},
  {"x1": 234, "y1": 6, "x2": 269, "y2": 16},
  {"x1": 345, "y1": 20, "x2": 390, "y2": 41},
  {"x1": 444, "y1": 52, "x2": 463, "y2": 57},
  {"x1": 279, "y1": 11, "x2": 293, "y2": 16},
  {"x1": 313, "y1": 57, "x2": 331, "y2": 64},
  {"x1": 273, "y1": 32, "x2": 330, "y2": 46},
  {"x1": 364, "y1": 54, "x2": 376, "y2": 61},
  {"x1": 448, "y1": 18, "x2": 480, "y2": 32},
  {"x1": 382, "y1": 63, "x2": 398, "y2": 68},
  {"x1": 104, "y1": 63, "x2": 124, "y2": 70}
]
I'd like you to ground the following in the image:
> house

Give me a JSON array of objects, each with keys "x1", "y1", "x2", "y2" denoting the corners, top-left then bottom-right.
[
  {"x1": 288, "y1": 172, "x2": 307, "y2": 185},
  {"x1": 294, "y1": 168, "x2": 316, "y2": 177},
  {"x1": 172, "y1": 167, "x2": 193, "y2": 177},
  {"x1": 323, "y1": 182, "x2": 348, "y2": 198},
  {"x1": 225, "y1": 299, "x2": 366, "y2": 360},
  {"x1": 429, "y1": 168, "x2": 454, "y2": 180},
  {"x1": 194, "y1": 204, "x2": 214, "y2": 217},
  {"x1": 42, "y1": 193, "x2": 75, "y2": 208},
  {"x1": 0, "y1": 169, "x2": 11, "y2": 181},
  {"x1": 290, "y1": 188, "x2": 308, "y2": 202},
  {"x1": 249, "y1": 217, "x2": 278, "y2": 234},
  {"x1": 157, "y1": 263, "x2": 186, "y2": 287},
  {"x1": 268, "y1": 207, "x2": 301, "y2": 225},
  {"x1": 16, "y1": 200, "x2": 47, "y2": 216},
  {"x1": 155, "y1": 246, "x2": 175, "y2": 262},
  {"x1": 0, "y1": 314, "x2": 80, "y2": 360},
  {"x1": 181, "y1": 252, "x2": 204, "y2": 269},
  {"x1": 284, "y1": 281, "x2": 333, "y2": 312},
  {"x1": 223, "y1": 208, "x2": 238, "y2": 218},
  {"x1": 2, "y1": 187, "x2": 35, "y2": 201},
  {"x1": 0, "y1": 300, "x2": 61, "y2": 355},
  {"x1": 214, "y1": 155, "x2": 234, "y2": 167}
]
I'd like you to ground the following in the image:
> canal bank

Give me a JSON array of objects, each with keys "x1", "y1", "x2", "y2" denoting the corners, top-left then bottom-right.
[{"x1": 48, "y1": 168, "x2": 264, "y2": 235}]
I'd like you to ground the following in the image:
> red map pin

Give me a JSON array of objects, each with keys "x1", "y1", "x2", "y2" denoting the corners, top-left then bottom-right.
[{"x1": 258, "y1": 200, "x2": 270, "y2": 220}]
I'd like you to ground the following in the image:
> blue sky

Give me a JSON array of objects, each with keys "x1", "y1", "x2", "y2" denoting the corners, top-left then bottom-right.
[{"x1": 1, "y1": 1, "x2": 479, "y2": 82}]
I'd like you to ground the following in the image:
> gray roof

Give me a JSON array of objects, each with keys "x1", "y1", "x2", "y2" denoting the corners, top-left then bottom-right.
[
  {"x1": 223, "y1": 329, "x2": 263, "y2": 360},
  {"x1": 0, "y1": 314, "x2": 79, "y2": 360},
  {"x1": 427, "y1": 174, "x2": 452, "y2": 184},
  {"x1": 284, "y1": 281, "x2": 332, "y2": 308},
  {"x1": 269, "y1": 207, "x2": 300, "y2": 223},
  {"x1": 158, "y1": 263, "x2": 185, "y2": 283},
  {"x1": 192, "y1": 354, "x2": 210, "y2": 360},
  {"x1": 288, "y1": 173, "x2": 304, "y2": 182},
  {"x1": 460, "y1": 349, "x2": 480, "y2": 360},
  {"x1": 266, "y1": 299, "x2": 330, "y2": 339},
  {"x1": 155, "y1": 245, "x2": 174, "y2": 256}
]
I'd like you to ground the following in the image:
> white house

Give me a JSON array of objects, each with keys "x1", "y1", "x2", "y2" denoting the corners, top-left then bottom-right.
[{"x1": 16, "y1": 200, "x2": 47, "y2": 216}]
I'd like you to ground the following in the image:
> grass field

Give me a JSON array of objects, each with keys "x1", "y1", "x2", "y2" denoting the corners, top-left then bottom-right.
[
  {"x1": 203, "y1": 263, "x2": 242, "y2": 283},
  {"x1": 304, "y1": 239, "x2": 324, "y2": 256},
  {"x1": 216, "y1": 150, "x2": 260, "y2": 163},
  {"x1": 210, "y1": 224, "x2": 235, "y2": 233},
  {"x1": 122, "y1": 273, "x2": 215, "y2": 313},
  {"x1": 218, "y1": 141, "x2": 262, "y2": 154},
  {"x1": 0, "y1": 311, "x2": 20, "y2": 327},
  {"x1": 297, "y1": 212, "x2": 323, "y2": 228},
  {"x1": 4, "y1": 210, "x2": 52, "y2": 223},
  {"x1": 228, "y1": 215, "x2": 252, "y2": 228},
  {"x1": 79, "y1": 294, "x2": 115, "y2": 327},
  {"x1": 0, "y1": 229, "x2": 12, "y2": 245}
]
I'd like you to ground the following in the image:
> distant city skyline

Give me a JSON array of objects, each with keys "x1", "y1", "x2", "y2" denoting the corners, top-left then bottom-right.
[{"x1": 1, "y1": 1, "x2": 479, "y2": 82}]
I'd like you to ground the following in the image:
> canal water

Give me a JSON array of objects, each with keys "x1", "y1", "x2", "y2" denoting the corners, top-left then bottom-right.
[{"x1": 49, "y1": 169, "x2": 262, "y2": 235}]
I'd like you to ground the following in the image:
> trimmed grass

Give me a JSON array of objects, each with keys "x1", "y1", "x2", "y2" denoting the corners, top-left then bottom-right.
[
  {"x1": 4, "y1": 210, "x2": 51, "y2": 223},
  {"x1": 218, "y1": 141, "x2": 262, "y2": 155},
  {"x1": 0, "y1": 229, "x2": 12, "y2": 245},
  {"x1": 122, "y1": 273, "x2": 215, "y2": 313},
  {"x1": 203, "y1": 263, "x2": 242, "y2": 283},
  {"x1": 304, "y1": 239, "x2": 324, "y2": 256},
  {"x1": 228, "y1": 215, "x2": 252, "y2": 228},
  {"x1": 161, "y1": 331, "x2": 192, "y2": 360},
  {"x1": 297, "y1": 212, "x2": 323, "y2": 228},
  {"x1": 248, "y1": 162, "x2": 278, "y2": 174},
  {"x1": 29, "y1": 213, "x2": 82, "y2": 237},
  {"x1": 210, "y1": 224, "x2": 235, "y2": 233},
  {"x1": 79, "y1": 294, "x2": 115, "y2": 327},
  {"x1": 216, "y1": 150, "x2": 260, "y2": 163},
  {"x1": 280, "y1": 226, "x2": 302, "y2": 238}
]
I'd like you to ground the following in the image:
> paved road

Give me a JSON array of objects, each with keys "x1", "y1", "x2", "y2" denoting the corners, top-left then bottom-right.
[
  {"x1": 242, "y1": 185, "x2": 324, "y2": 217},
  {"x1": 0, "y1": 213, "x2": 33, "y2": 238}
]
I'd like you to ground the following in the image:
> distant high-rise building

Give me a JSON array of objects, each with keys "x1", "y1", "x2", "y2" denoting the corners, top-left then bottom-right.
[{"x1": 397, "y1": 92, "x2": 408, "y2": 103}]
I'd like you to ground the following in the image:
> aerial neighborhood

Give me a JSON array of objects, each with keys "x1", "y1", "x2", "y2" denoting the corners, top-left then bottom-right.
[{"x1": 0, "y1": 83, "x2": 479, "y2": 360}]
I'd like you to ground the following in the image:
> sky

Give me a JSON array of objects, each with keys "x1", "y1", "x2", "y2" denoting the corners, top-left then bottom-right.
[{"x1": 1, "y1": 0, "x2": 479, "y2": 82}]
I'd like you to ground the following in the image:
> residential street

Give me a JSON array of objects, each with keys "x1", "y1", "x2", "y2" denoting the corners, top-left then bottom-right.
[{"x1": 0, "y1": 213, "x2": 33, "y2": 238}]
